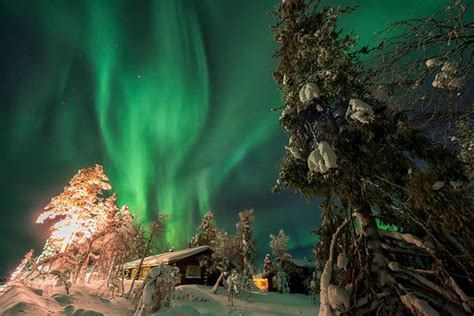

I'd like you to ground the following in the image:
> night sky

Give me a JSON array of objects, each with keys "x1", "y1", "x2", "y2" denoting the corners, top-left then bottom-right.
[{"x1": 0, "y1": 0, "x2": 447, "y2": 276}]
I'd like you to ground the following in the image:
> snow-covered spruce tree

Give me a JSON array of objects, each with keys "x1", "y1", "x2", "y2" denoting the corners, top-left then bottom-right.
[
  {"x1": 272, "y1": 1, "x2": 473, "y2": 315},
  {"x1": 275, "y1": 270, "x2": 290, "y2": 294},
  {"x1": 269, "y1": 229, "x2": 291, "y2": 293},
  {"x1": 210, "y1": 230, "x2": 239, "y2": 293},
  {"x1": 270, "y1": 229, "x2": 292, "y2": 264},
  {"x1": 235, "y1": 209, "x2": 257, "y2": 295},
  {"x1": 263, "y1": 253, "x2": 273, "y2": 273},
  {"x1": 190, "y1": 211, "x2": 222, "y2": 287},
  {"x1": 190, "y1": 211, "x2": 218, "y2": 248},
  {"x1": 225, "y1": 269, "x2": 240, "y2": 306}
]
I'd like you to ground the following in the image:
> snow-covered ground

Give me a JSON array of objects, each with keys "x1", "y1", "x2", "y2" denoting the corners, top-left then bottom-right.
[
  {"x1": 0, "y1": 282, "x2": 319, "y2": 315},
  {"x1": 0, "y1": 283, "x2": 133, "y2": 315},
  {"x1": 158, "y1": 285, "x2": 319, "y2": 316}
]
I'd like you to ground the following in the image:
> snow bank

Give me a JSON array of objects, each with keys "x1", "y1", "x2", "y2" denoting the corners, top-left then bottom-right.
[
  {"x1": 0, "y1": 283, "x2": 132, "y2": 316},
  {"x1": 0, "y1": 284, "x2": 50, "y2": 315}
]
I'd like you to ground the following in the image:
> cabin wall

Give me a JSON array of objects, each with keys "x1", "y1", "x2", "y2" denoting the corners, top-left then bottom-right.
[{"x1": 174, "y1": 255, "x2": 203, "y2": 285}]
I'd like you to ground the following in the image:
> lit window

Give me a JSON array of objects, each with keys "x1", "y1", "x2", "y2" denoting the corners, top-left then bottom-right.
[{"x1": 185, "y1": 265, "x2": 201, "y2": 279}]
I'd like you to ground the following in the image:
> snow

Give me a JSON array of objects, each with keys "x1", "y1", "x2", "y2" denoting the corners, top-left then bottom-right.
[
  {"x1": 425, "y1": 58, "x2": 440, "y2": 68},
  {"x1": 400, "y1": 292, "x2": 439, "y2": 316},
  {"x1": 124, "y1": 246, "x2": 210, "y2": 269},
  {"x1": 346, "y1": 99, "x2": 374, "y2": 124},
  {"x1": 299, "y1": 82, "x2": 321, "y2": 110},
  {"x1": 158, "y1": 285, "x2": 319, "y2": 316},
  {"x1": 308, "y1": 141, "x2": 338, "y2": 174},
  {"x1": 0, "y1": 283, "x2": 319, "y2": 316},
  {"x1": 0, "y1": 283, "x2": 133, "y2": 315}
]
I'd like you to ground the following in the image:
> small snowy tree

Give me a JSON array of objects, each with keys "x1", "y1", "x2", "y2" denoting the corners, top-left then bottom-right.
[
  {"x1": 269, "y1": 229, "x2": 291, "y2": 264},
  {"x1": 263, "y1": 253, "x2": 273, "y2": 273},
  {"x1": 190, "y1": 211, "x2": 218, "y2": 248},
  {"x1": 134, "y1": 265, "x2": 180, "y2": 315},
  {"x1": 235, "y1": 209, "x2": 256, "y2": 294},
  {"x1": 210, "y1": 230, "x2": 239, "y2": 293},
  {"x1": 275, "y1": 270, "x2": 290, "y2": 294},
  {"x1": 269, "y1": 229, "x2": 291, "y2": 293},
  {"x1": 225, "y1": 269, "x2": 242, "y2": 306}
]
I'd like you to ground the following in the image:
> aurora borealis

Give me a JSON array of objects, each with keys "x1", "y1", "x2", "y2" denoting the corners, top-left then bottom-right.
[{"x1": 0, "y1": 0, "x2": 449, "y2": 276}]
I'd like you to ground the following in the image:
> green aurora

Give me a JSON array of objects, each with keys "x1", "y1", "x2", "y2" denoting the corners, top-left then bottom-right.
[{"x1": 0, "y1": 0, "x2": 450, "y2": 273}]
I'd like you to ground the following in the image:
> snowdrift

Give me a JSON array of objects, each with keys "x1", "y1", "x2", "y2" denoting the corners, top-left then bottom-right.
[{"x1": 0, "y1": 283, "x2": 132, "y2": 315}]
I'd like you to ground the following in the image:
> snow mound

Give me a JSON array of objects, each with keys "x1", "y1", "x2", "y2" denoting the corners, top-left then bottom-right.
[
  {"x1": 174, "y1": 286, "x2": 212, "y2": 302},
  {"x1": 0, "y1": 283, "x2": 132, "y2": 316},
  {"x1": 0, "y1": 284, "x2": 50, "y2": 315}
]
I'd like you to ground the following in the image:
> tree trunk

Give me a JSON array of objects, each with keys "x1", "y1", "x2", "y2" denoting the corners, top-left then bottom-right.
[
  {"x1": 212, "y1": 272, "x2": 225, "y2": 294},
  {"x1": 86, "y1": 259, "x2": 99, "y2": 284},
  {"x1": 127, "y1": 230, "x2": 154, "y2": 298},
  {"x1": 120, "y1": 261, "x2": 126, "y2": 296},
  {"x1": 107, "y1": 255, "x2": 117, "y2": 282},
  {"x1": 73, "y1": 245, "x2": 92, "y2": 284}
]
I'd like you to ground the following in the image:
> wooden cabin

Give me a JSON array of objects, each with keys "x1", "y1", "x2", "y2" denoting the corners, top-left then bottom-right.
[
  {"x1": 254, "y1": 258, "x2": 314, "y2": 294},
  {"x1": 123, "y1": 245, "x2": 218, "y2": 285},
  {"x1": 284, "y1": 258, "x2": 314, "y2": 294}
]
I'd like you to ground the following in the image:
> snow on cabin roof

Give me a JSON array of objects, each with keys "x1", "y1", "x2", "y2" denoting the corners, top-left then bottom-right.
[
  {"x1": 123, "y1": 245, "x2": 209, "y2": 269},
  {"x1": 287, "y1": 258, "x2": 314, "y2": 269}
]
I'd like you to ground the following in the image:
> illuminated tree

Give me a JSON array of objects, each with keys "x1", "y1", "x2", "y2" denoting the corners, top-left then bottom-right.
[
  {"x1": 70, "y1": 193, "x2": 120, "y2": 284},
  {"x1": 31, "y1": 164, "x2": 125, "y2": 287},
  {"x1": 36, "y1": 164, "x2": 117, "y2": 256},
  {"x1": 272, "y1": 1, "x2": 473, "y2": 314},
  {"x1": 84, "y1": 205, "x2": 137, "y2": 293}
]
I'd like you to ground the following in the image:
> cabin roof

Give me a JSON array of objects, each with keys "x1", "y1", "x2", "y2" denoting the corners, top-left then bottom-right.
[
  {"x1": 287, "y1": 258, "x2": 314, "y2": 269},
  {"x1": 123, "y1": 245, "x2": 209, "y2": 269}
]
